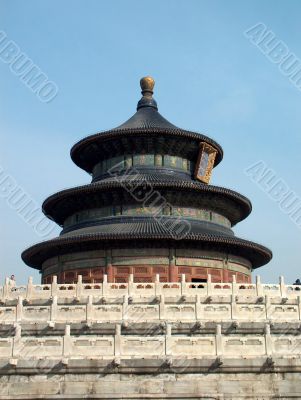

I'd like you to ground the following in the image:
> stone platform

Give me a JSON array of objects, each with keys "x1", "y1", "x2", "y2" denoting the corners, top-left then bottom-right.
[{"x1": 0, "y1": 275, "x2": 300, "y2": 399}]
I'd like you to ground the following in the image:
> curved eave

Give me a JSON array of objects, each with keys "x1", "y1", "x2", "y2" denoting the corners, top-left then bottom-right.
[
  {"x1": 21, "y1": 233, "x2": 272, "y2": 270},
  {"x1": 70, "y1": 127, "x2": 223, "y2": 173},
  {"x1": 42, "y1": 180, "x2": 252, "y2": 226},
  {"x1": 60, "y1": 216, "x2": 234, "y2": 237}
]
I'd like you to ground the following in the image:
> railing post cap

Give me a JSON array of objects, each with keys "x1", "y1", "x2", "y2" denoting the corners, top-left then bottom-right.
[
  {"x1": 65, "y1": 325, "x2": 71, "y2": 336},
  {"x1": 9, "y1": 358, "x2": 18, "y2": 366},
  {"x1": 14, "y1": 324, "x2": 21, "y2": 337},
  {"x1": 115, "y1": 324, "x2": 121, "y2": 335},
  {"x1": 166, "y1": 324, "x2": 172, "y2": 335},
  {"x1": 265, "y1": 323, "x2": 271, "y2": 334}
]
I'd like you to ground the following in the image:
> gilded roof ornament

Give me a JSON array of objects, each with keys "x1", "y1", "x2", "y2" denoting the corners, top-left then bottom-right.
[
  {"x1": 140, "y1": 76, "x2": 155, "y2": 95},
  {"x1": 137, "y1": 76, "x2": 158, "y2": 110}
]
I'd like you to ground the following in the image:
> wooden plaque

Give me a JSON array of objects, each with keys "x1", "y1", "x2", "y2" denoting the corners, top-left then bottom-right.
[{"x1": 194, "y1": 142, "x2": 217, "y2": 184}]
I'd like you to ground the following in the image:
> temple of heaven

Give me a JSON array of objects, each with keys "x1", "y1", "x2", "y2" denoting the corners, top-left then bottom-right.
[{"x1": 22, "y1": 77, "x2": 272, "y2": 284}]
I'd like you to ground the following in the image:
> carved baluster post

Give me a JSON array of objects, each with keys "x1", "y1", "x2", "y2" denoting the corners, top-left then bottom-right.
[
  {"x1": 26, "y1": 277, "x2": 34, "y2": 301},
  {"x1": 265, "y1": 323, "x2": 273, "y2": 356},
  {"x1": 181, "y1": 274, "x2": 186, "y2": 296},
  {"x1": 102, "y1": 274, "x2": 108, "y2": 297},
  {"x1": 231, "y1": 294, "x2": 237, "y2": 320},
  {"x1": 63, "y1": 325, "x2": 72, "y2": 358},
  {"x1": 50, "y1": 296, "x2": 58, "y2": 321},
  {"x1": 115, "y1": 324, "x2": 121, "y2": 356},
  {"x1": 265, "y1": 294, "x2": 271, "y2": 320},
  {"x1": 195, "y1": 294, "x2": 203, "y2": 320},
  {"x1": 12, "y1": 323, "x2": 21, "y2": 361},
  {"x1": 86, "y1": 295, "x2": 93, "y2": 323},
  {"x1": 155, "y1": 274, "x2": 162, "y2": 296},
  {"x1": 76, "y1": 275, "x2": 83, "y2": 298},
  {"x1": 16, "y1": 296, "x2": 23, "y2": 322},
  {"x1": 122, "y1": 295, "x2": 129, "y2": 321},
  {"x1": 3, "y1": 277, "x2": 10, "y2": 299},
  {"x1": 256, "y1": 275, "x2": 264, "y2": 297},
  {"x1": 279, "y1": 276, "x2": 287, "y2": 298},
  {"x1": 51, "y1": 276, "x2": 58, "y2": 297},
  {"x1": 0, "y1": 282, "x2": 3, "y2": 300},
  {"x1": 215, "y1": 324, "x2": 223, "y2": 357},
  {"x1": 207, "y1": 274, "x2": 212, "y2": 296},
  {"x1": 159, "y1": 294, "x2": 165, "y2": 320},
  {"x1": 128, "y1": 274, "x2": 134, "y2": 296},
  {"x1": 232, "y1": 275, "x2": 238, "y2": 296},
  {"x1": 165, "y1": 323, "x2": 172, "y2": 356}
]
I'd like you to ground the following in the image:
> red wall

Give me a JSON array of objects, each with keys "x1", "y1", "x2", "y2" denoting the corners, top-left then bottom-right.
[{"x1": 43, "y1": 265, "x2": 251, "y2": 284}]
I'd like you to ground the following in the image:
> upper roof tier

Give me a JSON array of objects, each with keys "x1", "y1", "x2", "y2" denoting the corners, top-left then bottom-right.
[{"x1": 71, "y1": 77, "x2": 223, "y2": 174}]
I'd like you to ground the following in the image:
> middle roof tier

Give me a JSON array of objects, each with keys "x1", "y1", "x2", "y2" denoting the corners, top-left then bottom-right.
[{"x1": 42, "y1": 179, "x2": 252, "y2": 228}]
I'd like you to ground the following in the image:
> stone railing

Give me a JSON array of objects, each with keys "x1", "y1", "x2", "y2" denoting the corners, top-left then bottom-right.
[
  {"x1": 1, "y1": 321, "x2": 301, "y2": 364},
  {"x1": 0, "y1": 275, "x2": 300, "y2": 374},
  {"x1": 0, "y1": 275, "x2": 301, "y2": 324},
  {"x1": 1, "y1": 274, "x2": 300, "y2": 301},
  {"x1": 0, "y1": 295, "x2": 300, "y2": 323}
]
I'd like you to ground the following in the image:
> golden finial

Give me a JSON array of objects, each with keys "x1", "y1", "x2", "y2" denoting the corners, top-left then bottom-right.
[
  {"x1": 137, "y1": 76, "x2": 157, "y2": 110},
  {"x1": 140, "y1": 76, "x2": 155, "y2": 96}
]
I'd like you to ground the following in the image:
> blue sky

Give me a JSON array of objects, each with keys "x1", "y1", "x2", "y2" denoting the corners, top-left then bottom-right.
[{"x1": 0, "y1": 0, "x2": 301, "y2": 284}]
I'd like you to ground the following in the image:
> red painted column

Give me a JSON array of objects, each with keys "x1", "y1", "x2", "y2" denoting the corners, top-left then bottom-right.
[
  {"x1": 223, "y1": 268, "x2": 228, "y2": 282},
  {"x1": 107, "y1": 264, "x2": 114, "y2": 282},
  {"x1": 169, "y1": 248, "x2": 178, "y2": 282},
  {"x1": 169, "y1": 264, "x2": 178, "y2": 282},
  {"x1": 106, "y1": 249, "x2": 114, "y2": 283}
]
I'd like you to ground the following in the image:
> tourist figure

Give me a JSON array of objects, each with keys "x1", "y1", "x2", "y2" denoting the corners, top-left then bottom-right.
[
  {"x1": 293, "y1": 278, "x2": 301, "y2": 290},
  {"x1": 9, "y1": 274, "x2": 16, "y2": 290}
]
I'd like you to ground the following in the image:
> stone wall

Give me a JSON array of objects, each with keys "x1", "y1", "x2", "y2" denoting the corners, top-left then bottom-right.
[{"x1": 0, "y1": 371, "x2": 301, "y2": 399}]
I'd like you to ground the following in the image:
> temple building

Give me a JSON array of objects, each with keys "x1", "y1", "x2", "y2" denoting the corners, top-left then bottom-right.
[
  {"x1": 1, "y1": 77, "x2": 300, "y2": 400},
  {"x1": 22, "y1": 77, "x2": 271, "y2": 285}
]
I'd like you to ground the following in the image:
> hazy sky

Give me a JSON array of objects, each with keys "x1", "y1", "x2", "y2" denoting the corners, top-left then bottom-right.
[{"x1": 1, "y1": 0, "x2": 301, "y2": 285}]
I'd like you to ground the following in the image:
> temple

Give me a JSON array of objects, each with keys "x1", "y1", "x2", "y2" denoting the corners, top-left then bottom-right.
[
  {"x1": 22, "y1": 77, "x2": 272, "y2": 284},
  {"x1": 1, "y1": 77, "x2": 300, "y2": 400}
]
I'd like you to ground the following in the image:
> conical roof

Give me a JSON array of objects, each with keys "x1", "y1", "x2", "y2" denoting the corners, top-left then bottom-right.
[
  {"x1": 71, "y1": 76, "x2": 223, "y2": 173},
  {"x1": 21, "y1": 76, "x2": 272, "y2": 277},
  {"x1": 115, "y1": 77, "x2": 179, "y2": 130},
  {"x1": 115, "y1": 106, "x2": 179, "y2": 130}
]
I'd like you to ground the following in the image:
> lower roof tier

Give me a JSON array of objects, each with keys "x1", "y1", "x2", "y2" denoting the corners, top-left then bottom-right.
[
  {"x1": 60, "y1": 216, "x2": 234, "y2": 237},
  {"x1": 22, "y1": 231, "x2": 272, "y2": 270}
]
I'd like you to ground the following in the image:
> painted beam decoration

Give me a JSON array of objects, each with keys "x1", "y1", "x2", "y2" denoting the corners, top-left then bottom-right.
[{"x1": 194, "y1": 142, "x2": 217, "y2": 184}]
